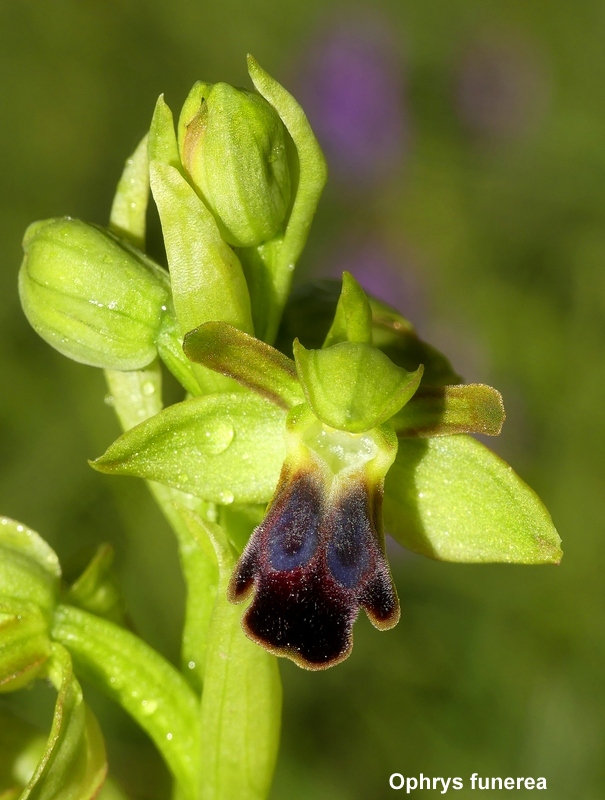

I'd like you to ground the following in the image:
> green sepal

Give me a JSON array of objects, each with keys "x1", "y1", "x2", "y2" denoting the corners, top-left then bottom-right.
[
  {"x1": 21, "y1": 643, "x2": 107, "y2": 800},
  {"x1": 390, "y1": 384, "x2": 505, "y2": 437},
  {"x1": 247, "y1": 56, "x2": 328, "y2": 344},
  {"x1": 323, "y1": 272, "x2": 373, "y2": 347},
  {"x1": 51, "y1": 605, "x2": 200, "y2": 799},
  {"x1": 91, "y1": 393, "x2": 286, "y2": 504},
  {"x1": 19, "y1": 218, "x2": 171, "y2": 371},
  {"x1": 63, "y1": 545, "x2": 126, "y2": 627},
  {"x1": 178, "y1": 509, "x2": 281, "y2": 800},
  {"x1": 183, "y1": 321, "x2": 304, "y2": 409},
  {"x1": 383, "y1": 435, "x2": 562, "y2": 563},
  {"x1": 294, "y1": 340, "x2": 423, "y2": 433},
  {"x1": 0, "y1": 606, "x2": 50, "y2": 693},
  {"x1": 0, "y1": 518, "x2": 60, "y2": 615},
  {"x1": 109, "y1": 135, "x2": 149, "y2": 251},
  {"x1": 369, "y1": 296, "x2": 462, "y2": 386}
]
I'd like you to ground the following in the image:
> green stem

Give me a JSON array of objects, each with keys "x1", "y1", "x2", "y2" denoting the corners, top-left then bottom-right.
[
  {"x1": 105, "y1": 365, "x2": 218, "y2": 694},
  {"x1": 51, "y1": 605, "x2": 200, "y2": 800}
]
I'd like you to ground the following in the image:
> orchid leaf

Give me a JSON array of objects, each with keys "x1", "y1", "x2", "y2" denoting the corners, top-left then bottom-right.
[
  {"x1": 148, "y1": 95, "x2": 181, "y2": 172},
  {"x1": 294, "y1": 340, "x2": 423, "y2": 433},
  {"x1": 109, "y1": 134, "x2": 149, "y2": 251},
  {"x1": 183, "y1": 321, "x2": 304, "y2": 410},
  {"x1": 51, "y1": 605, "x2": 199, "y2": 800},
  {"x1": 390, "y1": 384, "x2": 505, "y2": 437},
  {"x1": 149, "y1": 160, "x2": 253, "y2": 392},
  {"x1": 323, "y1": 272, "x2": 373, "y2": 347},
  {"x1": 178, "y1": 509, "x2": 281, "y2": 800},
  {"x1": 383, "y1": 435, "x2": 562, "y2": 563},
  {"x1": 247, "y1": 56, "x2": 327, "y2": 344},
  {"x1": 64, "y1": 545, "x2": 126, "y2": 627},
  {"x1": 91, "y1": 393, "x2": 286, "y2": 504},
  {"x1": 21, "y1": 643, "x2": 107, "y2": 800}
]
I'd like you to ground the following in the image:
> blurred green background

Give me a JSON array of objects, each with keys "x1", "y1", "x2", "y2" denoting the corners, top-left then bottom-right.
[{"x1": 1, "y1": 1, "x2": 604, "y2": 798}]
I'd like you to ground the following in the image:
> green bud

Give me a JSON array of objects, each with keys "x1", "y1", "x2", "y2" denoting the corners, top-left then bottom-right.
[
  {"x1": 19, "y1": 218, "x2": 171, "y2": 370},
  {"x1": 179, "y1": 82, "x2": 291, "y2": 248}
]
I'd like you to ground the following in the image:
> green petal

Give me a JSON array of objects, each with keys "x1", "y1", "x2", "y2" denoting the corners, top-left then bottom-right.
[
  {"x1": 294, "y1": 340, "x2": 423, "y2": 433},
  {"x1": 109, "y1": 134, "x2": 149, "y2": 251},
  {"x1": 383, "y1": 435, "x2": 562, "y2": 563},
  {"x1": 390, "y1": 384, "x2": 505, "y2": 437},
  {"x1": 323, "y1": 272, "x2": 373, "y2": 347},
  {"x1": 51, "y1": 605, "x2": 199, "y2": 799},
  {"x1": 178, "y1": 509, "x2": 281, "y2": 800},
  {"x1": 183, "y1": 321, "x2": 304, "y2": 409},
  {"x1": 21, "y1": 643, "x2": 107, "y2": 800},
  {"x1": 0, "y1": 518, "x2": 60, "y2": 614},
  {"x1": 91, "y1": 393, "x2": 286, "y2": 504}
]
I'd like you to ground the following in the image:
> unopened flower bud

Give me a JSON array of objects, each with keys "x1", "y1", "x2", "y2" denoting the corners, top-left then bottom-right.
[
  {"x1": 19, "y1": 218, "x2": 171, "y2": 370},
  {"x1": 179, "y1": 82, "x2": 291, "y2": 248}
]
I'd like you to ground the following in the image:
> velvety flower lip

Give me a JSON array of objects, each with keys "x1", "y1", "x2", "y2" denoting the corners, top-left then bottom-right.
[{"x1": 228, "y1": 463, "x2": 399, "y2": 671}]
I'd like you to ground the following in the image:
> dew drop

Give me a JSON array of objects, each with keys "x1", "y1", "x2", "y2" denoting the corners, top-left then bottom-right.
[
  {"x1": 141, "y1": 699, "x2": 158, "y2": 715},
  {"x1": 166, "y1": 732, "x2": 173, "y2": 741},
  {"x1": 142, "y1": 381, "x2": 155, "y2": 396},
  {"x1": 197, "y1": 421, "x2": 234, "y2": 456},
  {"x1": 188, "y1": 661, "x2": 196, "y2": 670},
  {"x1": 219, "y1": 490, "x2": 234, "y2": 505},
  {"x1": 104, "y1": 394, "x2": 115, "y2": 407}
]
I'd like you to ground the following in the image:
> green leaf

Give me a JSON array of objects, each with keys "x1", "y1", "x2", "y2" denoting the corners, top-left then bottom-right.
[
  {"x1": 178, "y1": 509, "x2": 281, "y2": 800},
  {"x1": 107, "y1": 132, "x2": 201, "y2": 396},
  {"x1": 105, "y1": 366, "x2": 217, "y2": 693},
  {"x1": 51, "y1": 605, "x2": 200, "y2": 800},
  {"x1": 369, "y1": 296, "x2": 462, "y2": 386},
  {"x1": 294, "y1": 340, "x2": 423, "y2": 433},
  {"x1": 21, "y1": 643, "x2": 107, "y2": 800},
  {"x1": 323, "y1": 272, "x2": 372, "y2": 347},
  {"x1": 0, "y1": 607, "x2": 50, "y2": 693},
  {"x1": 148, "y1": 95, "x2": 181, "y2": 172},
  {"x1": 390, "y1": 384, "x2": 506, "y2": 437},
  {"x1": 91, "y1": 393, "x2": 286, "y2": 504},
  {"x1": 109, "y1": 135, "x2": 149, "y2": 251},
  {"x1": 64, "y1": 545, "x2": 126, "y2": 627},
  {"x1": 0, "y1": 518, "x2": 60, "y2": 614},
  {"x1": 149, "y1": 160, "x2": 253, "y2": 392},
  {"x1": 183, "y1": 321, "x2": 304, "y2": 409},
  {"x1": 383, "y1": 435, "x2": 562, "y2": 563},
  {"x1": 247, "y1": 56, "x2": 328, "y2": 344}
]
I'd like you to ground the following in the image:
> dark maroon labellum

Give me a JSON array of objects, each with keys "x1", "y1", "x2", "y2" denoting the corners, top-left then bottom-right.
[{"x1": 228, "y1": 466, "x2": 400, "y2": 670}]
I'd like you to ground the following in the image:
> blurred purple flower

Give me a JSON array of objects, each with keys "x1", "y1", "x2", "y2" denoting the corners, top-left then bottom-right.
[
  {"x1": 455, "y1": 34, "x2": 549, "y2": 141},
  {"x1": 294, "y1": 14, "x2": 408, "y2": 188},
  {"x1": 319, "y1": 234, "x2": 427, "y2": 329}
]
